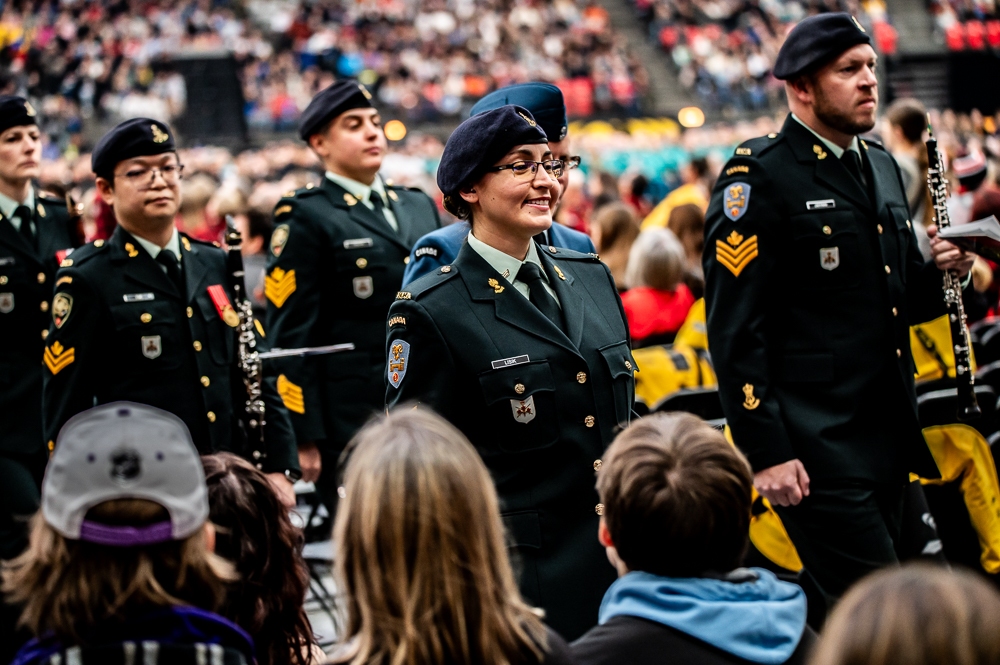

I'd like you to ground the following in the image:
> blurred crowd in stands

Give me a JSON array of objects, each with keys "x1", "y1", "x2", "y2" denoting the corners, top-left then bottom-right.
[
  {"x1": 629, "y1": 0, "x2": 898, "y2": 109},
  {"x1": 0, "y1": 0, "x2": 648, "y2": 150}
]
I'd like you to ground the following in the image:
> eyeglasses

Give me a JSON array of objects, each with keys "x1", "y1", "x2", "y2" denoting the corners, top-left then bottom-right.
[
  {"x1": 563, "y1": 155, "x2": 582, "y2": 170},
  {"x1": 117, "y1": 164, "x2": 185, "y2": 189},
  {"x1": 488, "y1": 159, "x2": 564, "y2": 179}
]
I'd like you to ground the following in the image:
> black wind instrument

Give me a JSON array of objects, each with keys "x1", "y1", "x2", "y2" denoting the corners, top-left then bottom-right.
[
  {"x1": 225, "y1": 217, "x2": 267, "y2": 462},
  {"x1": 926, "y1": 119, "x2": 981, "y2": 421}
]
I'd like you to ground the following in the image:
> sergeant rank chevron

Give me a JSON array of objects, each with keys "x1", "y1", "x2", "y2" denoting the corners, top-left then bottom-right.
[
  {"x1": 265, "y1": 267, "x2": 297, "y2": 308},
  {"x1": 715, "y1": 231, "x2": 758, "y2": 277}
]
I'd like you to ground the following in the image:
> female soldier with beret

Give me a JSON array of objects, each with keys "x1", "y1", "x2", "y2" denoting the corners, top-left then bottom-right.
[{"x1": 385, "y1": 105, "x2": 636, "y2": 640}]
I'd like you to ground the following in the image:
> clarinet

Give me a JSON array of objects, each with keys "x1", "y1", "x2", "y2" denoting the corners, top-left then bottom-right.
[
  {"x1": 926, "y1": 119, "x2": 981, "y2": 421},
  {"x1": 224, "y1": 217, "x2": 267, "y2": 461}
]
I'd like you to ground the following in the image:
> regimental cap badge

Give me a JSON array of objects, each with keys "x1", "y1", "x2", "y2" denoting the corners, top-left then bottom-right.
[
  {"x1": 742, "y1": 383, "x2": 760, "y2": 410},
  {"x1": 488, "y1": 278, "x2": 505, "y2": 294},
  {"x1": 358, "y1": 84, "x2": 373, "y2": 100},
  {"x1": 344, "y1": 193, "x2": 358, "y2": 206},
  {"x1": 151, "y1": 124, "x2": 170, "y2": 144},
  {"x1": 518, "y1": 111, "x2": 536, "y2": 127},
  {"x1": 24, "y1": 101, "x2": 36, "y2": 117},
  {"x1": 724, "y1": 182, "x2": 751, "y2": 221},
  {"x1": 813, "y1": 144, "x2": 828, "y2": 160},
  {"x1": 851, "y1": 16, "x2": 866, "y2": 32}
]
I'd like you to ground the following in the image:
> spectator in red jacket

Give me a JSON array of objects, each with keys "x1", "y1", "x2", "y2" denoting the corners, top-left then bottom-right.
[{"x1": 621, "y1": 228, "x2": 694, "y2": 347}]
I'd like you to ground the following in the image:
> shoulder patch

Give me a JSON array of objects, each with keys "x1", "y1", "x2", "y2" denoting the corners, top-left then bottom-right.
[
  {"x1": 396, "y1": 291, "x2": 411, "y2": 300},
  {"x1": 274, "y1": 204, "x2": 293, "y2": 217},
  {"x1": 724, "y1": 183, "x2": 751, "y2": 221},
  {"x1": 271, "y1": 224, "x2": 290, "y2": 257},
  {"x1": 387, "y1": 340, "x2": 410, "y2": 388},
  {"x1": 735, "y1": 147, "x2": 752, "y2": 156},
  {"x1": 388, "y1": 315, "x2": 407, "y2": 328},
  {"x1": 414, "y1": 246, "x2": 440, "y2": 259},
  {"x1": 726, "y1": 165, "x2": 750, "y2": 176}
]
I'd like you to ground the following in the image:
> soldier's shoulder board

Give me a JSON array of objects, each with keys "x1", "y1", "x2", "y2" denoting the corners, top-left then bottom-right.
[
  {"x1": 548, "y1": 246, "x2": 600, "y2": 262},
  {"x1": 405, "y1": 265, "x2": 459, "y2": 298},
  {"x1": 733, "y1": 135, "x2": 779, "y2": 159},
  {"x1": 59, "y1": 240, "x2": 107, "y2": 268},
  {"x1": 37, "y1": 191, "x2": 69, "y2": 205}
]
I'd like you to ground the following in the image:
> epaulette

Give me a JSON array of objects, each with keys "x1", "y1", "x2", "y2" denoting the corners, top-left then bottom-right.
[
  {"x1": 186, "y1": 235, "x2": 224, "y2": 251},
  {"x1": 732, "y1": 134, "x2": 780, "y2": 159},
  {"x1": 545, "y1": 246, "x2": 601, "y2": 261},
  {"x1": 399, "y1": 264, "x2": 459, "y2": 299},
  {"x1": 860, "y1": 138, "x2": 885, "y2": 152},
  {"x1": 60, "y1": 239, "x2": 107, "y2": 267},
  {"x1": 37, "y1": 191, "x2": 68, "y2": 205}
]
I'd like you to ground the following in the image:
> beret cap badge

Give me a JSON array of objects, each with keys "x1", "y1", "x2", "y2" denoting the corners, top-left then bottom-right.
[
  {"x1": 151, "y1": 124, "x2": 170, "y2": 143},
  {"x1": 518, "y1": 111, "x2": 537, "y2": 127},
  {"x1": 24, "y1": 101, "x2": 36, "y2": 117}
]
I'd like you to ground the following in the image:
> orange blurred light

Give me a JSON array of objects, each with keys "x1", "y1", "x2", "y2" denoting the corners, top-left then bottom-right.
[
  {"x1": 678, "y1": 107, "x2": 705, "y2": 129},
  {"x1": 384, "y1": 120, "x2": 408, "y2": 141}
]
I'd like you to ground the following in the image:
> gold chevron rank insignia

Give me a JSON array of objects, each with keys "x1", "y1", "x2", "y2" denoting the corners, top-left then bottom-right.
[
  {"x1": 44, "y1": 341, "x2": 75, "y2": 375},
  {"x1": 716, "y1": 231, "x2": 758, "y2": 277},
  {"x1": 264, "y1": 267, "x2": 296, "y2": 308},
  {"x1": 277, "y1": 374, "x2": 305, "y2": 414}
]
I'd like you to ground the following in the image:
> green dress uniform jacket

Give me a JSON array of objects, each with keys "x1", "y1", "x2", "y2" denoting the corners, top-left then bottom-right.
[
  {"x1": 0, "y1": 193, "x2": 77, "y2": 457},
  {"x1": 41, "y1": 227, "x2": 298, "y2": 473},
  {"x1": 385, "y1": 241, "x2": 636, "y2": 640},
  {"x1": 703, "y1": 114, "x2": 945, "y2": 483},
  {"x1": 264, "y1": 178, "x2": 440, "y2": 454}
]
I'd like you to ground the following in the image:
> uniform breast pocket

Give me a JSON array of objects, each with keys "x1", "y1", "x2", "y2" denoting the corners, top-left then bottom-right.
[
  {"x1": 478, "y1": 361, "x2": 559, "y2": 453},
  {"x1": 109, "y1": 301, "x2": 183, "y2": 370},
  {"x1": 598, "y1": 341, "x2": 636, "y2": 428},
  {"x1": 789, "y1": 211, "x2": 862, "y2": 291},
  {"x1": 196, "y1": 297, "x2": 235, "y2": 366},
  {"x1": 888, "y1": 205, "x2": 913, "y2": 280},
  {"x1": 334, "y1": 246, "x2": 389, "y2": 302}
]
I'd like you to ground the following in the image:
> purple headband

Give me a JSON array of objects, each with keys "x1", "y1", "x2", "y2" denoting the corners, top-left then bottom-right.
[{"x1": 78, "y1": 519, "x2": 174, "y2": 546}]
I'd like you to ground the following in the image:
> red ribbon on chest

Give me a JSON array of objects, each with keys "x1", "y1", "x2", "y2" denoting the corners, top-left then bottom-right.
[{"x1": 206, "y1": 284, "x2": 240, "y2": 328}]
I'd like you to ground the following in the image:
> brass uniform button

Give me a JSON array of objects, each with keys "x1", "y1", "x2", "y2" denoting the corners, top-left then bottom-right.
[
  {"x1": 40, "y1": 301, "x2": 49, "y2": 312},
  {"x1": 356, "y1": 257, "x2": 368, "y2": 269},
  {"x1": 403, "y1": 256, "x2": 410, "y2": 264},
  {"x1": 595, "y1": 503, "x2": 604, "y2": 516},
  {"x1": 548, "y1": 246, "x2": 557, "y2": 253},
  {"x1": 514, "y1": 383, "x2": 526, "y2": 395},
  {"x1": 94, "y1": 239, "x2": 104, "y2": 248},
  {"x1": 48, "y1": 440, "x2": 54, "y2": 452},
  {"x1": 906, "y1": 220, "x2": 912, "y2": 229},
  {"x1": 884, "y1": 266, "x2": 891, "y2": 275},
  {"x1": 576, "y1": 371, "x2": 587, "y2": 384},
  {"x1": 186, "y1": 307, "x2": 193, "y2": 318},
  {"x1": 37, "y1": 272, "x2": 46, "y2": 284},
  {"x1": 207, "y1": 411, "x2": 216, "y2": 423},
  {"x1": 625, "y1": 360, "x2": 633, "y2": 371},
  {"x1": 892, "y1": 307, "x2": 898, "y2": 316},
  {"x1": 193, "y1": 340, "x2": 203, "y2": 351},
  {"x1": 441, "y1": 266, "x2": 452, "y2": 273},
  {"x1": 822, "y1": 225, "x2": 832, "y2": 235},
  {"x1": 768, "y1": 133, "x2": 777, "y2": 138},
  {"x1": 201, "y1": 376, "x2": 211, "y2": 387},
  {"x1": 584, "y1": 415, "x2": 595, "y2": 428},
  {"x1": 140, "y1": 313, "x2": 152, "y2": 323},
  {"x1": 594, "y1": 459, "x2": 602, "y2": 471},
  {"x1": 0, "y1": 276, "x2": 7, "y2": 285},
  {"x1": 41, "y1": 329, "x2": 48, "y2": 340},
  {"x1": 877, "y1": 224, "x2": 883, "y2": 234}
]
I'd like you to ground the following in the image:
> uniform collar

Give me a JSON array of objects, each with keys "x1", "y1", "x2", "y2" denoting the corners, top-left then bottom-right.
[
  {"x1": 467, "y1": 231, "x2": 547, "y2": 284},
  {"x1": 791, "y1": 114, "x2": 860, "y2": 159},
  {"x1": 325, "y1": 171, "x2": 387, "y2": 207},
  {"x1": 132, "y1": 227, "x2": 182, "y2": 262},
  {"x1": 0, "y1": 185, "x2": 35, "y2": 223}
]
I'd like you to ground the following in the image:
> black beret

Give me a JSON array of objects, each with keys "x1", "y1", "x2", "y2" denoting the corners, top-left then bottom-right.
[
  {"x1": 299, "y1": 79, "x2": 374, "y2": 140},
  {"x1": 91, "y1": 118, "x2": 176, "y2": 179},
  {"x1": 437, "y1": 105, "x2": 548, "y2": 197},
  {"x1": 470, "y1": 82, "x2": 568, "y2": 142},
  {"x1": 0, "y1": 96, "x2": 39, "y2": 135},
  {"x1": 773, "y1": 13, "x2": 873, "y2": 81}
]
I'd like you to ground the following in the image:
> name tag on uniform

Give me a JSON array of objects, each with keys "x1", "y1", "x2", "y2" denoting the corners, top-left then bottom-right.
[
  {"x1": 492, "y1": 355, "x2": 529, "y2": 370},
  {"x1": 343, "y1": 238, "x2": 374, "y2": 249},
  {"x1": 806, "y1": 199, "x2": 836, "y2": 210},
  {"x1": 123, "y1": 292, "x2": 155, "y2": 302}
]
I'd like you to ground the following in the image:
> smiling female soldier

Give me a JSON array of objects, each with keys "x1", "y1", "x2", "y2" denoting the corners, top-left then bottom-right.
[{"x1": 384, "y1": 105, "x2": 636, "y2": 641}]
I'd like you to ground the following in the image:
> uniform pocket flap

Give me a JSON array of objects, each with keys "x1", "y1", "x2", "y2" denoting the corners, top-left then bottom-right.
[
  {"x1": 598, "y1": 340, "x2": 635, "y2": 380},
  {"x1": 781, "y1": 352, "x2": 834, "y2": 382},
  {"x1": 478, "y1": 361, "x2": 555, "y2": 406},
  {"x1": 334, "y1": 246, "x2": 388, "y2": 272},
  {"x1": 110, "y1": 300, "x2": 176, "y2": 329},
  {"x1": 502, "y1": 510, "x2": 542, "y2": 549}
]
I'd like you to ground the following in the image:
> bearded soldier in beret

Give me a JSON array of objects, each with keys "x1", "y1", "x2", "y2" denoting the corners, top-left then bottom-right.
[
  {"x1": 704, "y1": 13, "x2": 975, "y2": 611},
  {"x1": 264, "y1": 80, "x2": 441, "y2": 506},
  {"x1": 41, "y1": 118, "x2": 300, "y2": 507}
]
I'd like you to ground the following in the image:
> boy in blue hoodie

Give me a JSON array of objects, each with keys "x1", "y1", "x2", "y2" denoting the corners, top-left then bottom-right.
[{"x1": 571, "y1": 413, "x2": 815, "y2": 665}]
